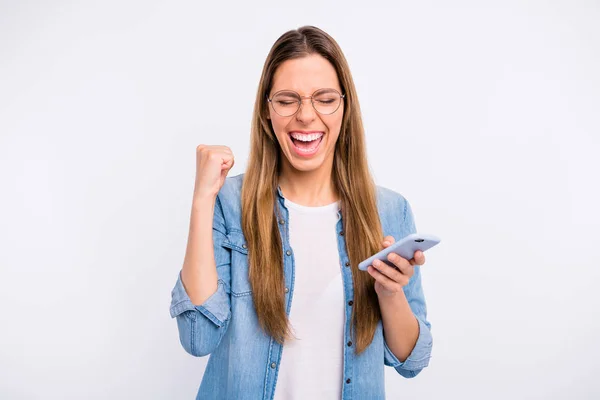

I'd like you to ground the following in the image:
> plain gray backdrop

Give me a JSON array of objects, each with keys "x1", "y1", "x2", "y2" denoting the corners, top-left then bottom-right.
[{"x1": 1, "y1": 1, "x2": 599, "y2": 399}]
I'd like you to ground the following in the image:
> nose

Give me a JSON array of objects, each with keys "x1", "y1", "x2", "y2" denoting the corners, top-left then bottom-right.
[{"x1": 295, "y1": 97, "x2": 316, "y2": 123}]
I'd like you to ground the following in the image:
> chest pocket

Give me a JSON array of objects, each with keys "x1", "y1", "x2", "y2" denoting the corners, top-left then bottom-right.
[{"x1": 222, "y1": 229, "x2": 252, "y2": 296}]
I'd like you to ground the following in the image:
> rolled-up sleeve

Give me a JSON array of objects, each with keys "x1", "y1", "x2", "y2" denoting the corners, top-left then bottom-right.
[
  {"x1": 170, "y1": 271, "x2": 231, "y2": 326},
  {"x1": 169, "y1": 195, "x2": 232, "y2": 357},
  {"x1": 384, "y1": 197, "x2": 433, "y2": 378}
]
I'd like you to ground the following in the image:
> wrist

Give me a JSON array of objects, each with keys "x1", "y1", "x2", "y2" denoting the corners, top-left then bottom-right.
[{"x1": 192, "y1": 193, "x2": 217, "y2": 210}]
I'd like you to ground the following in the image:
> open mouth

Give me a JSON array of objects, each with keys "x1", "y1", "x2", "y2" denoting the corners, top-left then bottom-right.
[{"x1": 288, "y1": 132, "x2": 324, "y2": 155}]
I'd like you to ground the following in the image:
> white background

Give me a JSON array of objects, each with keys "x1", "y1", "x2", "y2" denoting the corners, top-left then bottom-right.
[{"x1": 1, "y1": 1, "x2": 599, "y2": 399}]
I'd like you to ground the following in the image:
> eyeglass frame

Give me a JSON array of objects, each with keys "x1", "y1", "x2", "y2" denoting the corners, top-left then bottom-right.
[{"x1": 266, "y1": 88, "x2": 346, "y2": 117}]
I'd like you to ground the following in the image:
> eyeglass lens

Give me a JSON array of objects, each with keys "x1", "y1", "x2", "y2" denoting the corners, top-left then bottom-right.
[{"x1": 271, "y1": 89, "x2": 342, "y2": 116}]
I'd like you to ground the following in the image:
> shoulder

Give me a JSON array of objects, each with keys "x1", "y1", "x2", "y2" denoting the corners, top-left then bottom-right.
[
  {"x1": 375, "y1": 184, "x2": 410, "y2": 216},
  {"x1": 214, "y1": 173, "x2": 245, "y2": 231},
  {"x1": 219, "y1": 172, "x2": 245, "y2": 200},
  {"x1": 375, "y1": 184, "x2": 415, "y2": 237}
]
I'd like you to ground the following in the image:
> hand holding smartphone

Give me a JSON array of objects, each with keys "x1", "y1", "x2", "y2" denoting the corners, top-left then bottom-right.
[{"x1": 358, "y1": 233, "x2": 441, "y2": 271}]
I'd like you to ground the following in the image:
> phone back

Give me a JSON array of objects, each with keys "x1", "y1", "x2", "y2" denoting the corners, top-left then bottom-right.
[{"x1": 358, "y1": 233, "x2": 441, "y2": 271}]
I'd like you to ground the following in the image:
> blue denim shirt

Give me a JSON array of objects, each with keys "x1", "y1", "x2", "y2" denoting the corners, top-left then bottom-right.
[{"x1": 170, "y1": 173, "x2": 433, "y2": 399}]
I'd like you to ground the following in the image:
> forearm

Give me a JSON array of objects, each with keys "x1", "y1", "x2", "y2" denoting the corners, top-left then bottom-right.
[
  {"x1": 379, "y1": 290, "x2": 419, "y2": 362},
  {"x1": 181, "y1": 195, "x2": 219, "y2": 305}
]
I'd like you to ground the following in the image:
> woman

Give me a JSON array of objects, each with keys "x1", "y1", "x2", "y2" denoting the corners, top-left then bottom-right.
[{"x1": 170, "y1": 26, "x2": 433, "y2": 399}]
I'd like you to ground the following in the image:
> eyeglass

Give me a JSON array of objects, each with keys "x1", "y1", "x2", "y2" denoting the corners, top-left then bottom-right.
[{"x1": 267, "y1": 88, "x2": 345, "y2": 117}]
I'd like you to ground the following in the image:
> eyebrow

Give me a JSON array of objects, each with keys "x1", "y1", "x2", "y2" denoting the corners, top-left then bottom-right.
[{"x1": 271, "y1": 88, "x2": 340, "y2": 96}]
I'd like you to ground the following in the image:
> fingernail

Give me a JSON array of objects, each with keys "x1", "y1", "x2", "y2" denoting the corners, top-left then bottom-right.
[{"x1": 383, "y1": 241, "x2": 390, "y2": 246}]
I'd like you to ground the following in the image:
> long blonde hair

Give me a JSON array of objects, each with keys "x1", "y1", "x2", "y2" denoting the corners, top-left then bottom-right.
[{"x1": 241, "y1": 26, "x2": 385, "y2": 355}]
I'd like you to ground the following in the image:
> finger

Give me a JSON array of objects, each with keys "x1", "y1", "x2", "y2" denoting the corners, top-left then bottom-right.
[
  {"x1": 410, "y1": 250, "x2": 426, "y2": 266},
  {"x1": 367, "y1": 265, "x2": 404, "y2": 290},
  {"x1": 372, "y1": 259, "x2": 410, "y2": 286},
  {"x1": 397, "y1": 263, "x2": 414, "y2": 277},
  {"x1": 382, "y1": 235, "x2": 395, "y2": 247},
  {"x1": 386, "y1": 253, "x2": 414, "y2": 277}
]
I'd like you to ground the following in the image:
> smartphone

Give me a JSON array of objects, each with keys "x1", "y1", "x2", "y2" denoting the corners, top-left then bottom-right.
[{"x1": 358, "y1": 233, "x2": 441, "y2": 271}]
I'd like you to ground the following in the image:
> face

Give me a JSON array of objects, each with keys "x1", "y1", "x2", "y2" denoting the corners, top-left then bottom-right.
[{"x1": 267, "y1": 54, "x2": 344, "y2": 174}]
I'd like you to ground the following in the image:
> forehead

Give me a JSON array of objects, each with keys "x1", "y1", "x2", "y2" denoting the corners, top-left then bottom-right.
[{"x1": 271, "y1": 54, "x2": 341, "y2": 95}]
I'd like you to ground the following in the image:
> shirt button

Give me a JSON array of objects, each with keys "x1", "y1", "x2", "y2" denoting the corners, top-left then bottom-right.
[
  {"x1": 339, "y1": 231, "x2": 344, "y2": 236},
  {"x1": 348, "y1": 300, "x2": 353, "y2": 306},
  {"x1": 242, "y1": 244, "x2": 247, "y2": 249},
  {"x1": 347, "y1": 341, "x2": 352, "y2": 347},
  {"x1": 286, "y1": 250, "x2": 291, "y2": 256},
  {"x1": 346, "y1": 378, "x2": 351, "y2": 384},
  {"x1": 345, "y1": 261, "x2": 350, "y2": 267},
  {"x1": 284, "y1": 287, "x2": 289, "y2": 293},
  {"x1": 271, "y1": 362, "x2": 276, "y2": 369},
  {"x1": 279, "y1": 219, "x2": 285, "y2": 225}
]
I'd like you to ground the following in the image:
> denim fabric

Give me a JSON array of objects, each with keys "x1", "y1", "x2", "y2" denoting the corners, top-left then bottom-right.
[{"x1": 170, "y1": 173, "x2": 433, "y2": 399}]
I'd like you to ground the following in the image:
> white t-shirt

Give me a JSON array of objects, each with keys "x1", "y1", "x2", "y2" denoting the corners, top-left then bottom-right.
[{"x1": 273, "y1": 197, "x2": 345, "y2": 400}]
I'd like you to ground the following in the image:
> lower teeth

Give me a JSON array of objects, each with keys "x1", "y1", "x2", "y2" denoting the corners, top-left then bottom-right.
[
  {"x1": 298, "y1": 144, "x2": 317, "y2": 152},
  {"x1": 294, "y1": 138, "x2": 321, "y2": 152}
]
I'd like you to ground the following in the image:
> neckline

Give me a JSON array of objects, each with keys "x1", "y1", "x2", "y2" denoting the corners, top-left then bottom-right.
[{"x1": 284, "y1": 197, "x2": 341, "y2": 213}]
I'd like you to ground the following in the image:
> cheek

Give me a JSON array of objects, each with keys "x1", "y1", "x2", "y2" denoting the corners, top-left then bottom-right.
[
  {"x1": 324, "y1": 114, "x2": 344, "y2": 135},
  {"x1": 269, "y1": 118, "x2": 289, "y2": 146},
  {"x1": 270, "y1": 117, "x2": 285, "y2": 137}
]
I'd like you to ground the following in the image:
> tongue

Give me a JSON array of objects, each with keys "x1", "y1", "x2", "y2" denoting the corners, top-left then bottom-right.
[{"x1": 293, "y1": 137, "x2": 319, "y2": 149}]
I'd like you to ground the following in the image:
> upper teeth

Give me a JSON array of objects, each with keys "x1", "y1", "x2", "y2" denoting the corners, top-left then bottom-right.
[{"x1": 290, "y1": 132, "x2": 324, "y2": 142}]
